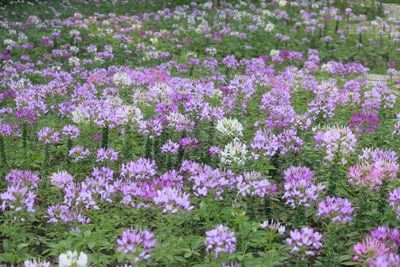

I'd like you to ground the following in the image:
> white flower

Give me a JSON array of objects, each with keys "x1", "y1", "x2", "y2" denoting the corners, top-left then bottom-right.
[
  {"x1": 278, "y1": 0, "x2": 287, "y2": 7},
  {"x1": 112, "y1": 71, "x2": 132, "y2": 86},
  {"x1": 220, "y1": 138, "x2": 248, "y2": 166},
  {"x1": 24, "y1": 259, "x2": 50, "y2": 267},
  {"x1": 71, "y1": 108, "x2": 90, "y2": 124},
  {"x1": 269, "y1": 49, "x2": 280, "y2": 57},
  {"x1": 3, "y1": 39, "x2": 15, "y2": 45},
  {"x1": 216, "y1": 117, "x2": 243, "y2": 138},
  {"x1": 59, "y1": 251, "x2": 88, "y2": 267},
  {"x1": 264, "y1": 22, "x2": 275, "y2": 32},
  {"x1": 68, "y1": 56, "x2": 80, "y2": 67}
]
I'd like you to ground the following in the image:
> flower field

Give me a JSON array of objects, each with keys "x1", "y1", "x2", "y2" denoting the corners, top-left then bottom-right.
[{"x1": 1, "y1": 0, "x2": 400, "y2": 266}]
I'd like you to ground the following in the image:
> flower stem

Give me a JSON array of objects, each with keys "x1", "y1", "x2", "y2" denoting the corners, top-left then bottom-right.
[{"x1": 102, "y1": 126, "x2": 109, "y2": 148}]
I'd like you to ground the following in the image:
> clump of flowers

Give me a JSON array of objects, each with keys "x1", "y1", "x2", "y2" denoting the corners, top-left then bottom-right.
[
  {"x1": 285, "y1": 227, "x2": 323, "y2": 258},
  {"x1": 389, "y1": 188, "x2": 400, "y2": 219},
  {"x1": 283, "y1": 166, "x2": 325, "y2": 208},
  {"x1": 235, "y1": 171, "x2": 277, "y2": 198},
  {"x1": 69, "y1": 146, "x2": 90, "y2": 162},
  {"x1": 314, "y1": 126, "x2": 357, "y2": 164},
  {"x1": 116, "y1": 229, "x2": 156, "y2": 263},
  {"x1": 317, "y1": 196, "x2": 354, "y2": 224},
  {"x1": 393, "y1": 113, "x2": 400, "y2": 136},
  {"x1": 205, "y1": 225, "x2": 236, "y2": 258},
  {"x1": 349, "y1": 111, "x2": 380, "y2": 134},
  {"x1": 121, "y1": 158, "x2": 157, "y2": 180},
  {"x1": 220, "y1": 138, "x2": 248, "y2": 166},
  {"x1": 62, "y1": 124, "x2": 80, "y2": 140},
  {"x1": 37, "y1": 127, "x2": 60, "y2": 144},
  {"x1": 59, "y1": 251, "x2": 88, "y2": 267},
  {"x1": 216, "y1": 117, "x2": 243, "y2": 138},
  {"x1": 374, "y1": 253, "x2": 400, "y2": 267},
  {"x1": 96, "y1": 147, "x2": 119, "y2": 162},
  {"x1": 24, "y1": 259, "x2": 50, "y2": 267},
  {"x1": 153, "y1": 187, "x2": 193, "y2": 213},
  {"x1": 50, "y1": 171, "x2": 74, "y2": 190},
  {"x1": 353, "y1": 226, "x2": 400, "y2": 265},
  {"x1": 0, "y1": 169, "x2": 39, "y2": 213},
  {"x1": 260, "y1": 219, "x2": 286, "y2": 235},
  {"x1": 348, "y1": 148, "x2": 399, "y2": 190}
]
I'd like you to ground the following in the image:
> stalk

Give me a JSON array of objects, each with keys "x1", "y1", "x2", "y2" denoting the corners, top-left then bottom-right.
[
  {"x1": 0, "y1": 135, "x2": 8, "y2": 167},
  {"x1": 102, "y1": 126, "x2": 109, "y2": 148},
  {"x1": 22, "y1": 123, "x2": 27, "y2": 150}
]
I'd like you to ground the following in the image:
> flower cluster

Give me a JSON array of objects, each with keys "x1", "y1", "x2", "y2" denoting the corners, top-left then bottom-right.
[
  {"x1": 116, "y1": 229, "x2": 156, "y2": 263},
  {"x1": 353, "y1": 226, "x2": 400, "y2": 266},
  {"x1": 317, "y1": 196, "x2": 354, "y2": 224},
  {"x1": 314, "y1": 126, "x2": 357, "y2": 164},
  {"x1": 283, "y1": 166, "x2": 325, "y2": 208},
  {"x1": 285, "y1": 227, "x2": 323, "y2": 258},
  {"x1": 205, "y1": 225, "x2": 237, "y2": 258},
  {"x1": 59, "y1": 251, "x2": 88, "y2": 267},
  {"x1": 0, "y1": 169, "x2": 39, "y2": 213}
]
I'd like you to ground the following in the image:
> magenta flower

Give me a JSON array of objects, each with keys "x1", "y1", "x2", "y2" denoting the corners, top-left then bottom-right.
[{"x1": 349, "y1": 111, "x2": 379, "y2": 134}]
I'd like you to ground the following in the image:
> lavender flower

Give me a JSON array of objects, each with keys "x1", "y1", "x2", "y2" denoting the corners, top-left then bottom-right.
[
  {"x1": 389, "y1": 188, "x2": 400, "y2": 219},
  {"x1": 205, "y1": 225, "x2": 236, "y2": 258},
  {"x1": 96, "y1": 147, "x2": 119, "y2": 162},
  {"x1": 121, "y1": 158, "x2": 157, "y2": 180},
  {"x1": 314, "y1": 126, "x2": 357, "y2": 164},
  {"x1": 69, "y1": 146, "x2": 90, "y2": 162},
  {"x1": 285, "y1": 227, "x2": 323, "y2": 258},
  {"x1": 283, "y1": 166, "x2": 324, "y2": 208},
  {"x1": 62, "y1": 124, "x2": 80, "y2": 140},
  {"x1": 153, "y1": 187, "x2": 193, "y2": 213},
  {"x1": 317, "y1": 196, "x2": 354, "y2": 224},
  {"x1": 353, "y1": 226, "x2": 400, "y2": 265},
  {"x1": 37, "y1": 127, "x2": 60, "y2": 144},
  {"x1": 349, "y1": 111, "x2": 380, "y2": 134},
  {"x1": 50, "y1": 171, "x2": 74, "y2": 189},
  {"x1": 116, "y1": 229, "x2": 156, "y2": 263}
]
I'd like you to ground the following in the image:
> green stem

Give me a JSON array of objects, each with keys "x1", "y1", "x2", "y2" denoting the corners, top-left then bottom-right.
[
  {"x1": 22, "y1": 123, "x2": 27, "y2": 150},
  {"x1": 145, "y1": 136, "x2": 152, "y2": 159},
  {"x1": 0, "y1": 135, "x2": 8, "y2": 167},
  {"x1": 44, "y1": 144, "x2": 50, "y2": 165},
  {"x1": 102, "y1": 126, "x2": 109, "y2": 148}
]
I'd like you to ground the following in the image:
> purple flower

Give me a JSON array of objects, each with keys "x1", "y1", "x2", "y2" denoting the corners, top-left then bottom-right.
[
  {"x1": 116, "y1": 229, "x2": 156, "y2": 263},
  {"x1": 205, "y1": 225, "x2": 236, "y2": 258},
  {"x1": 161, "y1": 140, "x2": 179, "y2": 155},
  {"x1": 15, "y1": 108, "x2": 37, "y2": 125},
  {"x1": 283, "y1": 166, "x2": 324, "y2": 208},
  {"x1": 69, "y1": 146, "x2": 90, "y2": 162},
  {"x1": 285, "y1": 227, "x2": 323, "y2": 258},
  {"x1": 50, "y1": 171, "x2": 74, "y2": 189},
  {"x1": 348, "y1": 148, "x2": 399, "y2": 190},
  {"x1": 235, "y1": 171, "x2": 277, "y2": 198},
  {"x1": 353, "y1": 226, "x2": 399, "y2": 265},
  {"x1": 374, "y1": 253, "x2": 400, "y2": 267},
  {"x1": 314, "y1": 126, "x2": 356, "y2": 164},
  {"x1": 349, "y1": 111, "x2": 380, "y2": 134},
  {"x1": 96, "y1": 147, "x2": 119, "y2": 162},
  {"x1": 389, "y1": 188, "x2": 400, "y2": 219},
  {"x1": 121, "y1": 158, "x2": 157, "y2": 180},
  {"x1": 153, "y1": 187, "x2": 193, "y2": 213},
  {"x1": 62, "y1": 124, "x2": 80, "y2": 140},
  {"x1": 38, "y1": 127, "x2": 60, "y2": 144},
  {"x1": 317, "y1": 196, "x2": 354, "y2": 224}
]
